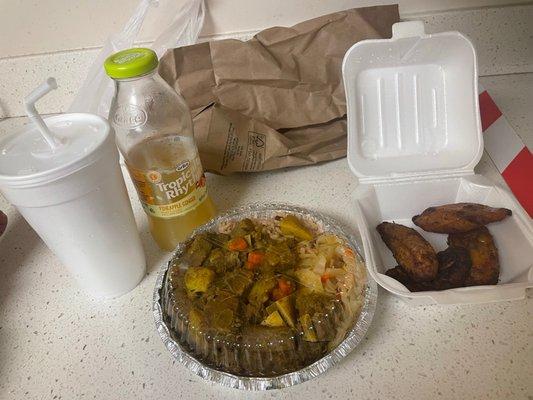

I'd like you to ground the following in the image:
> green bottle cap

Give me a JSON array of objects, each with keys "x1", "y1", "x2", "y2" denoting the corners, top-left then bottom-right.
[{"x1": 104, "y1": 48, "x2": 158, "y2": 79}]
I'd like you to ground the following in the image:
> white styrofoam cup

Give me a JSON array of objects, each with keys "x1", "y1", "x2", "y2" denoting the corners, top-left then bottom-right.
[{"x1": 0, "y1": 113, "x2": 146, "y2": 298}]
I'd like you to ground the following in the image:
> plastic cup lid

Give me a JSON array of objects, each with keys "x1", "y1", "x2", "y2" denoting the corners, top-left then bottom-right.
[{"x1": 0, "y1": 113, "x2": 111, "y2": 188}]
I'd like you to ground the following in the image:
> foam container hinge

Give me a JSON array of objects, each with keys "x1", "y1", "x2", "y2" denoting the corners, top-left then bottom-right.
[{"x1": 342, "y1": 21, "x2": 533, "y2": 305}]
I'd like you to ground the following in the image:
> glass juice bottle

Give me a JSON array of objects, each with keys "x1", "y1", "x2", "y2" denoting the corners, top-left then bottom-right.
[{"x1": 105, "y1": 48, "x2": 216, "y2": 251}]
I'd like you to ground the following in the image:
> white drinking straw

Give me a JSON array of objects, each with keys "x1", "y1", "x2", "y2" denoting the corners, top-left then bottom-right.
[{"x1": 24, "y1": 78, "x2": 61, "y2": 151}]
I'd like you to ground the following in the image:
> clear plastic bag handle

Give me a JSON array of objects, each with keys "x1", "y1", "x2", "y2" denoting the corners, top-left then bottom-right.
[{"x1": 68, "y1": 0, "x2": 205, "y2": 117}]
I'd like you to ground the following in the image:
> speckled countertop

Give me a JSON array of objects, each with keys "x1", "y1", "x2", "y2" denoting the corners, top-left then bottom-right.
[{"x1": 0, "y1": 74, "x2": 531, "y2": 400}]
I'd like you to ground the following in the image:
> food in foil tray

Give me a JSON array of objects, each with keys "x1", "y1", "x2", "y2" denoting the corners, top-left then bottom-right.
[
  {"x1": 162, "y1": 214, "x2": 367, "y2": 377},
  {"x1": 380, "y1": 203, "x2": 511, "y2": 292}
]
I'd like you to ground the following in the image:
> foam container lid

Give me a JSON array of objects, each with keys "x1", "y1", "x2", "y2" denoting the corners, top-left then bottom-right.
[
  {"x1": 342, "y1": 21, "x2": 533, "y2": 305},
  {"x1": 343, "y1": 21, "x2": 483, "y2": 182}
]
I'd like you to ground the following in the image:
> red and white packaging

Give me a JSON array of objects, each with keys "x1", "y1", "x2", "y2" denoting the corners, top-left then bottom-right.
[{"x1": 478, "y1": 85, "x2": 532, "y2": 218}]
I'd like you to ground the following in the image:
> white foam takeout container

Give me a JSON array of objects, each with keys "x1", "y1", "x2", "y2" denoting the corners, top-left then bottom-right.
[{"x1": 342, "y1": 21, "x2": 533, "y2": 305}]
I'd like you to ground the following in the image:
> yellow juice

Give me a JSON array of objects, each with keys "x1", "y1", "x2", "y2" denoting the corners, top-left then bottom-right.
[{"x1": 126, "y1": 135, "x2": 216, "y2": 251}]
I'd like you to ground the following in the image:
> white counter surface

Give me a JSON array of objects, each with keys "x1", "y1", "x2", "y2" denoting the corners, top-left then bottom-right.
[{"x1": 0, "y1": 74, "x2": 531, "y2": 400}]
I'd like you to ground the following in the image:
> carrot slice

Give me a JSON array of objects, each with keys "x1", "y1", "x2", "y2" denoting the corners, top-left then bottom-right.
[
  {"x1": 271, "y1": 278, "x2": 294, "y2": 301},
  {"x1": 278, "y1": 278, "x2": 293, "y2": 295},
  {"x1": 228, "y1": 237, "x2": 248, "y2": 251},
  {"x1": 244, "y1": 261, "x2": 255, "y2": 270},
  {"x1": 247, "y1": 251, "x2": 265, "y2": 265}
]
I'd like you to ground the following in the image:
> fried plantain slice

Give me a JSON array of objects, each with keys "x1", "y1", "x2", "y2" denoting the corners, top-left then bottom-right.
[
  {"x1": 386, "y1": 246, "x2": 471, "y2": 292},
  {"x1": 434, "y1": 247, "x2": 471, "y2": 290},
  {"x1": 377, "y1": 222, "x2": 438, "y2": 282},
  {"x1": 448, "y1": 227, "x2": 500, "y2": 286},
  {"x1": 412, "y1": 203, "x2": 512, "y2": 234},
  {"x1": 385, "y1": 266, "x2": 430, "y2": 292}
]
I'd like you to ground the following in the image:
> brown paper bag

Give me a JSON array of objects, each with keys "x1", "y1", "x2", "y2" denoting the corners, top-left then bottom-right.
[{"x1": 159, "y1": 5, "x2": 399, "y2": 174}]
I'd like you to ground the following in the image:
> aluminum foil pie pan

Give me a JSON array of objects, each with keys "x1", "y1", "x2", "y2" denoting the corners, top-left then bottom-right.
[{"x1": 153, "y1": 203, "x2": 377, "y2": 390}]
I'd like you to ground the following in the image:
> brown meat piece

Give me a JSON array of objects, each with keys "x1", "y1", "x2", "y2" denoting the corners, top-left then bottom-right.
[
  {"x1": 412, "y1": 203, "x2": 512, "y2": 234},
  {"x1": 184, "y1": 233, "x2": 213, "y2": 266},
  {"x1": 377, "y1": 222, "x2": 438, "y2": 282},
  {"x1": 239, "y1": 326, "x2": 299, "y2": 376},
  {"x1": 448, "y1": 227, "x2": 500, "y2": 286},
  {"x1": 386, "y1": 247, "x2": 471, "y2": 292}
]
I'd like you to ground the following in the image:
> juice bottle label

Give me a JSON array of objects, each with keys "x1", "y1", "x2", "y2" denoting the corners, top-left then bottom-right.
[{"x1": 126, "y1": 156, "x2": 208, "y2": 219}]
